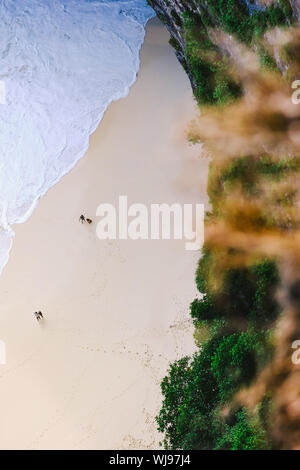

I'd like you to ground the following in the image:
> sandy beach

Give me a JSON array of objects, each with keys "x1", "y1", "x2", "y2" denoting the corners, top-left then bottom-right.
[{"x1": 0, "y1": 18, "x2": 209, "y2": 450}]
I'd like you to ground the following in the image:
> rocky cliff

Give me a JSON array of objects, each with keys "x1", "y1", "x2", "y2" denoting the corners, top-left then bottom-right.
[
  {"x1": 149, "y1": 0, "x2": 233, "y2": 90},
  {"x1": 148, "y1": 0, "x2": 298, "y2": 95},
  {"x1": 147, "y1": 0, "x2": 199, "y2": 87}
]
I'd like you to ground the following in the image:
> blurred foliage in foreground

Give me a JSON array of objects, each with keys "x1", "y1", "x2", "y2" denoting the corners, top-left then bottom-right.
[{"x1": 157, "y1": 2, "x2": 300, "y2": 450}]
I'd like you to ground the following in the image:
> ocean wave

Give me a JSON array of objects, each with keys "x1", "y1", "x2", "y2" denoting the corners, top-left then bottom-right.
[{"x1": 0, "y1": 0, "x2": 154, "y2": 273}]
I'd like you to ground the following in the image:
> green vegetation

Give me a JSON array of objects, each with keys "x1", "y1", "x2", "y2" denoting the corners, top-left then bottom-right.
[
  {"x1": 181, "y1": 1, "x2": 294, "y2": 104},
  {"x1": 183, "y1": 10, "x2": 242, "y2": 105},
  {"x1": 157, "y1": 156, "x2": 291, "y2": 451},
  {"x1": 155, "y1": 0, "x2": 299, "y2": 451},
  {"x1": 157, "y1": 146, "x2": 300, "y2": 449},
  {"x1": 191, "y1": 252, "x2": 279, "y2": 326},
  {"x1": 147, "y1": 1, "x2": 295, "y2": 104},
  {"x1": 195, "y1": 0, "x2": 294, "y2": 43},
  {"x1": 157, "y1": 334, "x2": 272, "y2": 449},
  {"x1": 157, "y1": 253, "x2": 277, "y2": 449}
]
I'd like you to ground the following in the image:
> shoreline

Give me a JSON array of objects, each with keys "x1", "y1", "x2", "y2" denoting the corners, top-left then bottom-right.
[
  {"x1": 0, "y1": 18, "x2": 209, "y2": 449},
  {"x1": 0, "y1": 11, "x2": 154, "y2": 277}
]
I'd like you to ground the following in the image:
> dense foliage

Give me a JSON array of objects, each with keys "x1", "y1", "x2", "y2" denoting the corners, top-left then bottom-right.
[
  {"x1": 157, "y1": 252, "x2": 278, "y2": 449},
  {"x1": 183, "y1": 1, "x2": 294, "y2": 104},
  {"x1": 157, "y1": 152, "x2": 300, "y2": 449},
  {"x1": 183, "y1": 11, "x2": 242, "y2": 105},
  {"x1": 155, "y1": 0, "x2": 299, "y2": 450},
  {"x1": 195, "y1": 0, "x2": 294, "y2": 43}
]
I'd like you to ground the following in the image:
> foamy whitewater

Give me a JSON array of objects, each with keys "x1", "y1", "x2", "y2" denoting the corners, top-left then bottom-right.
[{"x1": 0, "y1": 0, "x2": 154, "y2": 272}]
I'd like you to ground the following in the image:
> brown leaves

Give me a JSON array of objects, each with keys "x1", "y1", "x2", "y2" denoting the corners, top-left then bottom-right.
[
  {"x1": 189, "y1": 27, "x2": 300, "y2": 160},
  {"x1": 192, "y1": 25, "x2": 300, "y2": 447}
]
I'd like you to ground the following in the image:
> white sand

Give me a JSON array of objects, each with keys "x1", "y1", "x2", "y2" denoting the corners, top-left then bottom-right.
[{"x1": 0, "y1": 18, "x2": 209, "y2": 450}]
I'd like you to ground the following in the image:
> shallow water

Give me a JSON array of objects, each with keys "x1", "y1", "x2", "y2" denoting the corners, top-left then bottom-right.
[{"x1": 0, "y1": 0, "x2": 154, "y2": 272}]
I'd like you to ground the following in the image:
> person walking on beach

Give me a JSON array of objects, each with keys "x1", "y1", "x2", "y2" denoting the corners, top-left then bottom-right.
[
  {"x1": 79, "y1": 215, "x2": 93, "y2": 224},
  {"x1": 34, "y1": 311, "x2": 41, "y2": 321},
  {"x1": 34, "y1": 311, "x2": 44, "y2": 321}
]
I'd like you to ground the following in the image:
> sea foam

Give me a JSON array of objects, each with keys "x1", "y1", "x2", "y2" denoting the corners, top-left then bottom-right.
[{"x1": 0, "y1": 0, "x2": 154, "y2": 273}]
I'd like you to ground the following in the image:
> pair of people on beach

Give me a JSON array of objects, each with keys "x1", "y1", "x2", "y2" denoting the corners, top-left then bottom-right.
[
  {"x1": 79, "y1": 214, "x2": 92, "y2": 224},
  {"x1": 33, "y1": 215, "x2": 91, "y2": 324},
  {"x1": 34, "y1": 311, "x2": 43, "y2": 321}
]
